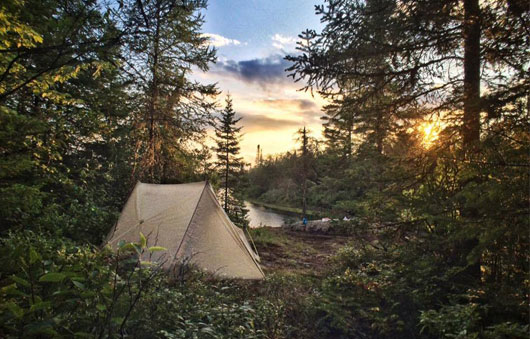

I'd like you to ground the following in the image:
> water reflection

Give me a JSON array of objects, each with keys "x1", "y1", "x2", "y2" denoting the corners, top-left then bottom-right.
[{"x1": 245, "y1": 201, "x2": 287, "y2": 228}]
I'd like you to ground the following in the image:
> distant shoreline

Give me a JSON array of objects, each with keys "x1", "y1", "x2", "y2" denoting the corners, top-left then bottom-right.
[{"x1": 245, "y1": 199, "x2": 322, "y2": 219}]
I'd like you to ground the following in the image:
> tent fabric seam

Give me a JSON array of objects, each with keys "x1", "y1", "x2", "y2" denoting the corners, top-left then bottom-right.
[
  {"x1": 205, "y1": 184, "x2": 265, "y2": 278},
  {"x1": 172, "y1": 181, "x2": 208, "y2": 266},
  {"x1": 244, "y1": 227, "x2": 261, "y2": 261}
]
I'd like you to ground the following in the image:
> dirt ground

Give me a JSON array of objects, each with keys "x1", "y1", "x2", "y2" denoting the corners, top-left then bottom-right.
[{"x1": 251, "y1": 228, "x2": 351, "y2": 277}]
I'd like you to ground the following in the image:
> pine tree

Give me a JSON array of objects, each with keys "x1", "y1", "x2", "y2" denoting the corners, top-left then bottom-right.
[
  {"x1": 287, "y1": 0, "x2": 529, "y2": 151},
  {"x1": 214, "y1": 96, "x2": 248, "y2": 228},
  {"x1": 123, "y1": 0, "x2": 218, "y2": 183},
  {"x1": 295, "y1": 127, "x2": 318, "y2": 219},
  {"x1": 255, "y1": 144, "x2": 263, "y2": 167},
  {"x1": 321, "y1": 101, "x2": 354, "y2": 159}
]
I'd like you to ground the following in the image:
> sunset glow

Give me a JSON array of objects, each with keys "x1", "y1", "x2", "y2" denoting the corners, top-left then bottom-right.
[
  {"x1": 419, "y1": 120, "x2": 441, "y2": 147},
  {"x1": 198, "y1": 0, "x2": 325, "y2": 162}
]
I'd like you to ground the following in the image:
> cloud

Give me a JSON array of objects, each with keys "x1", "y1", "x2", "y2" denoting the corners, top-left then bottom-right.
[
  {"x1": 239, "y1": 114, "x2": 300, "y2": 132},
  {"x1": 203, "y1": 33, "x2": 242, "y2": 47},
  {"x1": 271, "y1": 33, "x2": 297, "y2": 51},
  {"x1": 258, "y1": 99, "x2": 317, "y2": 111},
  {"x1": 252, "y1": 99, "x2": 322, "y2": 123},
  {"x1": 213, "y1": 55, "x2": 292, "y2": 86}
]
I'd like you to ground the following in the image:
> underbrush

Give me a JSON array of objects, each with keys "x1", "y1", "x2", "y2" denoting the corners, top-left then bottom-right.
[
  {"x1": 312, "y1": 243, "x2": 529, "y2": 339},
  {"x1": 0, "y1": 231, "x2": 310, "y2": 338},
  {"x1": 1, "y1": 230, "x2": 527, "y2": 338}
]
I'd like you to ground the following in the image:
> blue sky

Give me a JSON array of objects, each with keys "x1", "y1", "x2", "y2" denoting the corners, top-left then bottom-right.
[
  {"x1": 195, "y1": 0, "x2": 326, "y2": 163},
  {"x1": 202, "y1": 0, "x2": 322, "y2": 60}
]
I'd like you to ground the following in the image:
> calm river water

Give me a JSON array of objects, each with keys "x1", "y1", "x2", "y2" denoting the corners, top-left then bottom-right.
[{"x1": 245, "y1": 201, "x2": 290, "y2": 228}]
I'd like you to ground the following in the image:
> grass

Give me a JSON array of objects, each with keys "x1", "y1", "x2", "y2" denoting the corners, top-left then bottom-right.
[{"x1": 250, "y1": 227, "x2": 292, "y2": 247}]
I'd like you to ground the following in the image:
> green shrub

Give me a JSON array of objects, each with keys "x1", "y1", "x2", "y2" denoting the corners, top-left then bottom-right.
[
  {"x1": 0, "y1": 231, "x2": 296, "y2": 338},
  {"x1": 420, "y1": 303, "x2": 483, "y2": 338},
  {"x1": 420, "y1": 303, "x2": 530, "y2": 339},
  {"x1": 0, "y1": 231, "x2": 163, "y2": 337},
  {"x1": 128, "y1": 275, "x2": 297, "y2": 338},
  {"x1": 315, "y1": 237, "x2": 529, "y2": 339}
]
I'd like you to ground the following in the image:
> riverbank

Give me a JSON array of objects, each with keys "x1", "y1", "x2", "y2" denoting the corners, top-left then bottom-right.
[{"x1": 245, "y1": 199, "x2": 322, "y2": 218}]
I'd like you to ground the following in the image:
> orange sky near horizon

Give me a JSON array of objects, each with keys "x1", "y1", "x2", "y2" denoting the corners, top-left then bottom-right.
[
  {"x1": 196, "y1": 65, "x2": 328, "y2": 164},
  {"x1": 195, "y1": 0, "x2": 327, "y2": 164}
]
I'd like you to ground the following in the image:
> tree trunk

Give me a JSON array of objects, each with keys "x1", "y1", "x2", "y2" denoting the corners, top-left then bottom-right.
[
  {"x1": 147, "y1": 6, "x2": 161, "y2": 181},
  {"x1": 302, "y1": 180, "x2": 307, "y2": 219},
  {"x1": 347, "y1": 124, "x2": 352, "y2": 158},
  {"x1": 375, "y1": 112, "x2": 384, "y2": 154},
  {"x1": 459, "y1": 0, "x2": 482, "y2": 283},
  {"x1": 224, "y1": 141, "x2": 229, "y2": 211},
  {"x1": 463, "y1": 0, "x2": 481, "y2": 149},
  {"x1": 302, "y1": 127, "x2": 308, "y2": 219}
]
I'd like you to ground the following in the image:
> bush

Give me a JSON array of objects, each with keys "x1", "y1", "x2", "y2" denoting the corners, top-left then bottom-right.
[
  {"x1": 0, "y1": 231, "x2": 296, "y2": 338},
  {"x1": 313, "y1": 234, "x2": 529, "y2": 339},
  {"x1": 313, "y1": 261, "x2": 410, "y2": 338},
  {"x1": 0, "y1": 231, "x2": 162, "y2": 337},
  {"x1": 136, "y1": 280, "x2": 287, "y2": 338},
  {"x1": 420, "y1": 303, "x2": 530, "y2": 339},
  {"x1": 420, "y1": 303, "x2": 483, "y2": 338}
]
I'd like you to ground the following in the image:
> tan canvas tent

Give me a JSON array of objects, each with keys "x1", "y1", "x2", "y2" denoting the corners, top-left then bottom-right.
[{"x1": 106, "y1": 181, "x2": 264, "y2": 279}]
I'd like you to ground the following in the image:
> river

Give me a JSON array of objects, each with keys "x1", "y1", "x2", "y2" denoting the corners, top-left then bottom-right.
[{"x1": 245, "y1": 201, "x2": 290, "y2": 228}]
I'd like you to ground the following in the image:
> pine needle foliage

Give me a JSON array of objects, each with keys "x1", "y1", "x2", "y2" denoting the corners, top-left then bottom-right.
[{"x1": 214, "y1": 96, "x2": 249, "y2": 228}]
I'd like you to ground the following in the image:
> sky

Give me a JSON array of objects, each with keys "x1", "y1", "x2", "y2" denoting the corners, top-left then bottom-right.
[{"x1": 194, "y1": 0, "x2": 326, "y2": 164}]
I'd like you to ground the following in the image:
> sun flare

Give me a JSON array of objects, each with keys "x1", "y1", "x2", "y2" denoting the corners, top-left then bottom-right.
[{"x1": 419, "y1": 120, "x2": 441, "y2": 147}]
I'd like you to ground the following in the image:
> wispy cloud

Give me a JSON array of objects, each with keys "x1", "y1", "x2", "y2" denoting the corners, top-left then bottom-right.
[
  {"x1": 240, "y1": 114, "x2": 300, "y2": 132},
  {"x1": 196, "y1": 53, "x2": 327, "y2": 162},
  {"x1": 213, "y1": 55, "x2": 291, "y2": 87},
  {"x1": 203, "y1": 33, "x2": 242, "y2": 47},
  {"x1": 258, "y1": 98, "x2": 317, "y2": 111},
  {"x1": 271, "y1": 33, "x2": 297, "y2": 51},
  {"x1": 249, "y1": 99, "x2": 321, "y2": 125}
]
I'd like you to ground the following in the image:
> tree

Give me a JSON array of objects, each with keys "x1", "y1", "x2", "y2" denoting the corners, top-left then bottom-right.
[
  {"x1": 321, "y1": 101, "x2": 354, "y2": 159},
  {"x1": 122, "y1": 0, "x2": 218, "y2": 183},
  {"x1": 295, "y1": 127, "x2": 319, "y2": 219},
  {"x1": 281, "y1": 1, "x2": 529, "y2": 326},
  {"x1": 214, "y1": 96, "x2": 248, "y2": 228},
  {"x1": 0, "y1": 0, "x2": 128, "y2": 241},
  {"x1": 287, "y1": 0, "x2": 529, "y2": 151},
  {"x1": 255, "y1": 144, "x2": 263, "y2": 167}
]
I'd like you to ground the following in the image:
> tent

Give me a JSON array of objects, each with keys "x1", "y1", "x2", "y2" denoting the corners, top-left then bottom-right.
[{"x1": 106, "y1": 181, "x2": 264, "y2": 279}]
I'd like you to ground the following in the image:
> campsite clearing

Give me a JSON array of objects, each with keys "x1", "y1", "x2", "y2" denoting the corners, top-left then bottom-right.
[{"x1": 250, "y1": 227, "x2": 351, "y2": 277}]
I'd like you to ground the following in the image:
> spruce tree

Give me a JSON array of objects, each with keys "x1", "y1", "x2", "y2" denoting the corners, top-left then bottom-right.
[
  {"x1": 295, "y1": 127, "x2": 318, "y2": 219},
  {"x1": 321, "y1": 101, "x2": 355, "y2": 159},
  {"x1": 287, "y1": 0, "x2": 529, "y2": 151},
  {"x1": 214, "y1": 96, "x2": 248, "y2": 228},
  {"x1": 122, "y1": 0, "x2": 218, "y2": 183}
]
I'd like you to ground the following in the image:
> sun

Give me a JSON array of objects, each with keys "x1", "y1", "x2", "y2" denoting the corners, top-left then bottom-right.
[{"x1": 419, "y1": 120, "x2": 441, "y2": 148}]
